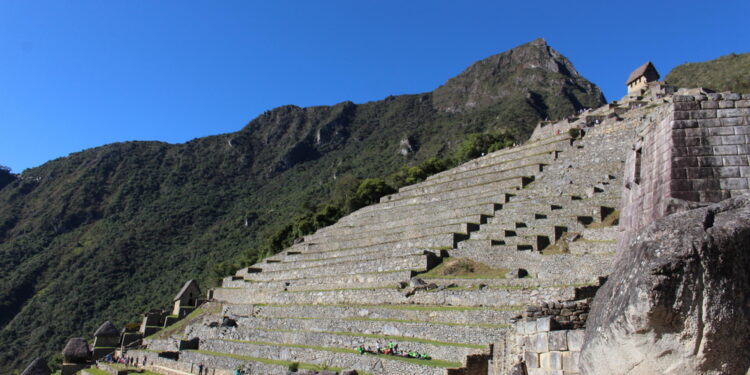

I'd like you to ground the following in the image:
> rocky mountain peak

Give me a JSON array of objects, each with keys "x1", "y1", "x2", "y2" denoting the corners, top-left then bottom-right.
[{"x1": 432, "y1": 39, "x2": 602, "y2": 113}]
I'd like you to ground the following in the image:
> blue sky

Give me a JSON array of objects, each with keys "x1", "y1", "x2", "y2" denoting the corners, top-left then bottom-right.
[{"x1": 1, "y1": 1, "x2": 748, "y2": 172}]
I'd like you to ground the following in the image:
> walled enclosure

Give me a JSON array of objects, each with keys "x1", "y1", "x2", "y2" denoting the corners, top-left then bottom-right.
[{"x1": 620, "y1": 93, "x2": 750, "y2": 247}]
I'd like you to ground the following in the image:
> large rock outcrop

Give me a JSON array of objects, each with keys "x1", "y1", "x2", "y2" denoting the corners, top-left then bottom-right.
[{"x1": 581, "y1": 196, "x2": 750, "y2": 374}]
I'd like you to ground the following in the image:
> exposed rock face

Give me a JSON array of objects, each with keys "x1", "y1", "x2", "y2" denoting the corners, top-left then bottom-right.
[{"x1": 581, "y1": 196, "x2": 750, "y2": 375}]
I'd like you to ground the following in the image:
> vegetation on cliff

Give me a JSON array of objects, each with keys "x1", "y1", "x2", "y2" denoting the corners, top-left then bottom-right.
[
  {"x1": 666, "y1": 52, "x2": 750, "y2": 93},
  {"x1": 0, "y1": 39, "x2": 605, "y2": 373}
]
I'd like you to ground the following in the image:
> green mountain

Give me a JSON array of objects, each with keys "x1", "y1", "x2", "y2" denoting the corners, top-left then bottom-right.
[
  {"x1": 0, "y1": 38, "x2": 605, "y2": 373},
  {"x1": 666, "y1": 52, "x2": 750, "y2": 93}
]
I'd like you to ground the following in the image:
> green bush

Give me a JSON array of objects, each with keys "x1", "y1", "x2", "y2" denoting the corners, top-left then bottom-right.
[{"x1": 288, "y1": 362, "x2": 299, "y2": 372}]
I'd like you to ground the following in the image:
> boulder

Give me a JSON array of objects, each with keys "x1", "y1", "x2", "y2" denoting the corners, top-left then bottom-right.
[
  {"x1": 20, "y1": 357, "x2": 50, "y2": 375},
  {"x1": 581, "y1": 196, "x2": 750, "y2": 374},
  {"x1": 340, "y1": 370, "x2": 358, "y2": 375}
]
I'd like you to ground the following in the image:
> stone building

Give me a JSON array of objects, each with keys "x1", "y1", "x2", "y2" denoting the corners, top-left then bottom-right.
[
  {"x1": 626, "y1": 61, "x2": 660, "y2": 95},
  {"x1": 61, "y1": 337, "x2": 90, "y2": 375},
  {"x1": 619, "y1": 92, "x2": 750, "y2": 247},
  {"x1": 172, "y1": 279, "x2": 201, "y2": 317},
  {"x1": 92, "y1": 320, "x2": 119, "y2": 359}
]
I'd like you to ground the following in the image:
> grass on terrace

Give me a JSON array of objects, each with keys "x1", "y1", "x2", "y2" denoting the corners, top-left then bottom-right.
[
  {"x1": 417, "y1": 257, "x2": 509, "y2": 279},
  {"x1": 190, "y1": 349, "x2": 374, "y2": 374},
  {"x1": 222, "y1": 339, "x2": 463, "y2": 368}
]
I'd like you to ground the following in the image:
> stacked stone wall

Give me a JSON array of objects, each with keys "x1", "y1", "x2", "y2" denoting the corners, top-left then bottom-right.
[{"x1": 620, "y1": 93, "x2": 750, "y2": 247}]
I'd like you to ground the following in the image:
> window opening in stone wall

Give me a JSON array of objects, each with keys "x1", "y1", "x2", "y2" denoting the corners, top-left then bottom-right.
[{"x1": 634, "y1": 148, "x2": 642, "y2": 185}]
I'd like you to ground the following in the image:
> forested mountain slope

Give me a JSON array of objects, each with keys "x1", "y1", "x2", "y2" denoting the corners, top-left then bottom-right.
[{"x1": 0, "y1": 38, "x2": 605, "y2": 372}]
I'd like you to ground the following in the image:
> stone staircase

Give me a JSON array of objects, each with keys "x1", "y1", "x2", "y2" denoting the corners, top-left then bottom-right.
[{"x1": 130, "y1": 99, "x2": 653, "y2": 375}]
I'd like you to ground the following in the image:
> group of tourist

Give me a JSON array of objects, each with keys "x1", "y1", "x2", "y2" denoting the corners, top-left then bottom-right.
[
  {"x1": 100, "y1": 353, "x2": 144, "y2": 367},
  {"x1": 356, "y1": 342, "x2": 432, "y2": 360}
]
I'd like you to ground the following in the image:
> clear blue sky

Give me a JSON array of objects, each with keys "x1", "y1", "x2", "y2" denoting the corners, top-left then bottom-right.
[{"x1": 1, "y1": 1, "x2": 748, "y2": 172}]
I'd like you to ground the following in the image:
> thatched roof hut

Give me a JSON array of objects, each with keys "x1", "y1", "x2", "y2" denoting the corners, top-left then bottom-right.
[
  {"x1": 62, "y1": 337, "x2": 90, "y2": 364},
  {"x1": 93, "y1": 320, "x2": 119, "y2": 337},
  {"x1": 20, "y1": 357, "x2": 50, "y2": 375}
]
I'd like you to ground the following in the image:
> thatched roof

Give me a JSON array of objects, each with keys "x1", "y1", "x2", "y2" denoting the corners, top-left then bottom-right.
[
  {"x1": 626, "y1": 61, "x2": 660, "y2": 85},
  {"x1": 20, "y1": 357, "x2": 50, "y2": 375},
  {"x1": 174, "y1": 279, "x2": 200, "y2": 301},
  {"x1": 62, "y1": 337, "x2": 90, "y2": 363},
  {"x1": 94, "y1": 320, "x2": 119, "y2": 337}
]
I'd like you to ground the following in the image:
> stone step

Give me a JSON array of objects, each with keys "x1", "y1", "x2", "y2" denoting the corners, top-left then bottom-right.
[
  {"x1": 213, "y1": 283, "x2": 577, "y2": 309},
  {"x1": 423, "y1": 135, "x2": 572, "y2": 180},
  {"x1": 448, "y1": 247, "x2": 614, "y2": 281},
  {"x1": 240, "y1": 303, "x2": 519, "y2": 326},
  {"x1": 384, "y1": 164, "x2": 543, "y2": 201},
  {"x1": 378, "y1": 175, "x2": 532, "y2": 207},
  {"x1": 568, "y1": 239, "x2": 618, "y2": 255},
  {"x1": 259, "y1": 247, "x2": 432, "y2": 273},
  {"x1": 400, "y1": 152, "x2": 557, "y2": 192},
  {"x1": 243, "y1": 253, "x2": 439, "y2": 282},
  {"x1": 326, "y1": 203, "x2": 499, "y2": 233},
  {"x1": 297, "y1": 220, "x2": 482, "y2": 251},
  {"x1": 200, "y1": 339, "x2": 451, "y2": 375},
  {"x1": 230, "y1": 315, "x2": 506, "y2": 346},
  {"x1": 472, "y1": 223, "x2": 580, "y2": 243},
  {"x1": 190, "y1": 323, "x2": 486, "y2": 365},
  {"x1": 347, "y1": 188, "x2": 511, "y2": 218},
  {"x1": 228, "y1": 271, "x2": 413, "y2": 292},
  {"x1": 302, "y1": 231, "x2": 464, "y2": 254}
]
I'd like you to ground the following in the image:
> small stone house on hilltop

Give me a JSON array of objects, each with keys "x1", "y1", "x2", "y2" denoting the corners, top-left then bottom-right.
[
  {"x1": 626, "y1": 61, "x2": 660, "y2": 95},
  {"x1": 172, "y1": 279, "x2": 201, "y2": 317}
]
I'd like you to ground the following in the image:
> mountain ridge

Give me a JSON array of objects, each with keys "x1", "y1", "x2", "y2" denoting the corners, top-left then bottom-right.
[{"x1": 0, "y1": 39, "x2": 606, "y2": 373}]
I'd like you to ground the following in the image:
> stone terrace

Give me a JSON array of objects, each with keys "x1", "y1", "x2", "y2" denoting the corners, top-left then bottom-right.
[{"x1": 133, "y1": 95, "x2": 669, "y2": 375}]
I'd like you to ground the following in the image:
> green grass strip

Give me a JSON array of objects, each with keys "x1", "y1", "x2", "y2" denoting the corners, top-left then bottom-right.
[
  {"x1": 235, "y1": 325, "x2": 487, "y2": 349},
  {"x1": 223, "y1": 339, "x2": 461, "y2": 368},
  {"x1": 343, "y1": 316, "x2": 508, "y2": 329},
  {"x1": 189, "y1": 349, "x2": 372, "y2": 374},
  {"x1": 255, "y1": 302, "x2": 523, "y2": 312}
]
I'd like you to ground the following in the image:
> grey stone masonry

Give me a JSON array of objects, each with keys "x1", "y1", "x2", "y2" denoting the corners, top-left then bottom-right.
[{"x1": 620, "y1": 92, "x2": 750, "y2": 249}]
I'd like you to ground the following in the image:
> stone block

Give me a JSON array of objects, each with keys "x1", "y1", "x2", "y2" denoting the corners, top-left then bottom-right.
[
  {"x1": 707, "y1": 126, "x2": 734, "y2": 136},
  {"x1": 541, "y1": 351, "x2": 563, "y2": 370},
  {"x1": 690, "y1": 110, "x2": 716, "y2": 119},
  {"x1": 737, "y1": 100, "x2": 750, "y2": 108},
  {"x1": 701, "y1": 100, "x2": 719, "y2": 109},
  {"x1": 725, "y1": 93, "x2": 742, "y2": 100},
  {"x1": 672, "y1": 120, "x2": 698, "y2": 129},
  {"x1": 720, "y1": 135, "x2": 746, "y2": 145},
  {"x1": 718, "y1": 167, "x2": 740, "y2": 178},
  {"x1": 703, "y1": 136, "x2": 724, "y2": 146},
  {"x1": 697, "y1": 156, "x2": 723, "y2": 167},
  {"x1": 740, "y1": 166, "x2": 750, "y2": 177},
  {"x1": 548, "y1": 330, "x2": 568, "y2": 351},
  {"x1": 692, "y1": 179, "x2": 720, "y2": 191},
  {"x1": 672, "y1": 191, "x2": 700, "y2": 201},
  {"x1": 723, "y1": 155, "x2": 748, "y2": 166},
  {"x1": 562, "y1": 351, "x2": 581, "y2": 371},
  {"x1": 674, "y1": 101, "x2": 700, "y2": 110},
  {"x1": 673, "y1": 95, "x2": 695, "y2": 102},
  {"x1": 525, "y1": 320, "x2": 538, "y2": 334},
  {"x1": 720, "y1": 178, "x2": 748, "y2": 190},
  {"x1": 713, "y1": 145, "x2": 738, "y2": 155},
  {"x1": 733, "y1": 125, "x2": 750, "y2": 134},
  {"x1": 669, "y1": 179, "x2": 692, "y2": 191},
  {"x1": 743, "y1": 94, "x2": 750, "y2": 100},
  {"x1": 533, "y1": 332, "x2": 549, "y2": 352},
  {"x1": 566, "y1": 330, "x2": 584, "y2": 351},
  {"x1": 718, "y1": 108, "x2": 750, "y2": 118},
  {"x1": 525, "y1": 350, "x2": 540, "y2": 368},
  {"x1": 722, "y1": 117, "x2": 747, "y2": 126},
  {"x1": 719, "y1": 100, "x2": 735, "y2": 109},
  {"x1": 738, "y1": 144, "x2": 750, "y2": 154},
  {"x1": 686, "y1": 167, "x2": 714, "y2": 179},
  {"x1": 536, "y1": 317, "x2": 552, "y2": 332},
  {"x1": 673, "y1": 111, "x2": 690, "y2": 120},
  {"x1": 674, "y1": 156, "x2": 699, "y2": 167},
  {"x1": 707, "y1": 93, "x2": 722, "y2": 100}
]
